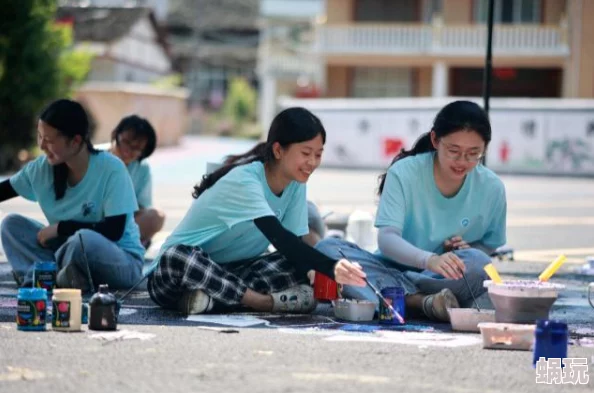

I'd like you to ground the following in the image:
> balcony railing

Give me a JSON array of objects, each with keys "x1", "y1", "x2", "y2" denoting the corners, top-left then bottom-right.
[{"x1": 317, "y1": 23, "x2": 569, "y2": 56}]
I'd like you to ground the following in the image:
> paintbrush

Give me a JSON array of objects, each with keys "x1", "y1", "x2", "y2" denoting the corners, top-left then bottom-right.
[
  {"x1": 460, "y1": 269, "x2": 481, "y2": 311},
  {"x1": 338, "y1": 249, "x2": 405, "y2": 324}
]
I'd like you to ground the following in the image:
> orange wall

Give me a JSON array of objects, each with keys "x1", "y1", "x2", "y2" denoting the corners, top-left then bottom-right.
[
  {"x1": 326, "y1": 0, "x2": 354, "y2": 23},
  {"x1": 442, "y1": 0, "x2": 473, "y2": 24},
  {"x1": 543, "y1": 0, "x2": 567, "y2": 24},
  {"x1": 577, "y1": 0, "x2": 594, "y2": 97},
  {"x1": 417, "y1": 67, "x2": 432, "y2": 96},
  {"x1": 325, "y1": 66, "x2": 350, "y2": 97}
]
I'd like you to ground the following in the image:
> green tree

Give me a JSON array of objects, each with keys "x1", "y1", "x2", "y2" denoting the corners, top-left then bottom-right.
[
  {"x1": 223, "y1": 77, "x2": 257, "y2": 129},
  {"x1": 0, "y1": 0, "x2": 92, "y2": 172}
]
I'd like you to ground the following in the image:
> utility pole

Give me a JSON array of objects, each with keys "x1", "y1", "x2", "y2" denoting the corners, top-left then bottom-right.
[{"x1": 482, "y1": 0, "x2": 495, "y2": 165}]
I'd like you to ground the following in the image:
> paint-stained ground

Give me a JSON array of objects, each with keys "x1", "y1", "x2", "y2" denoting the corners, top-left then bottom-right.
[{"x1": 0, "y1": 136, "x2": 593, "y2": 392}]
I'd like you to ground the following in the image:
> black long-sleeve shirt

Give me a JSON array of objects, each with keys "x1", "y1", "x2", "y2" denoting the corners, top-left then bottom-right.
[{"x1": 254, "y1": 215, "x2": 337, "y2": 279}]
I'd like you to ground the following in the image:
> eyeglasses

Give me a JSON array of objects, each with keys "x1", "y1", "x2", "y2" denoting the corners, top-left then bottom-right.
[
  {"x1": 117, "y1": 136, "x2": 145, "y2": 154},
  {"x1": 440, "y1": 142, "x2": 485, "y2": 163}
]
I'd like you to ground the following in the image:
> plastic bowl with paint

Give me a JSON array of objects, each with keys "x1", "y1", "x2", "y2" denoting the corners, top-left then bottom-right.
[
  {"x1": 447, "y1": 308, "x2": 496, "y2": 332},
  {"x1": 483, "y1": 280, "x2": 565, "y2": 324},
  {"x1": 478, "y1": 322, "x2": 536, "y2": 351},
  {"x1": 333, "y1": 299, "x2": 375, "y2": 322}
]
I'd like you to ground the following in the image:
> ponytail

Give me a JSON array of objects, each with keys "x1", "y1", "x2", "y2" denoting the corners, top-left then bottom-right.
[
  {"x1": 192, "y1": 142, "x2": 272, "y2": 199},
  {"x1": 377, "y1": 132, "x2": 434, "y2": 195}
]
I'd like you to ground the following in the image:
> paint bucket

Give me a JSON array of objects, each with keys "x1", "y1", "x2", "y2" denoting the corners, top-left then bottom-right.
[
  {"x1": 484, "y1": 280, "x2": 564, "y2": 324},
  {"x1": 478, "y1": 322, "x2": 536, "y2": 351},
  {"x1": 52, "y1": 289, "x2": 82, "y2": 332},
  {"x1": 333, "y1": 299, "x2": 375, "y2": 321},
  {"x1": 17, "y1": 288, "x2": 47, "y2": 331},
  {"x1": 379, "y1": 287, "x2": 405, "y2": 324},
  {"x1": 89, "y1": 284, "x2": 118, "y2": 331},
  {"x1": 448, "y1": 308, "x2": 495, "y2": 332},
  {"x1": 532, "y1": 320, "x2": 568, "y2": 367},
  {"x1": 33, "y1": 261, "x2": 56, "y2": 297},
  {"x1": 314, "y1": 272, "x2": 339, "y2": 301}
]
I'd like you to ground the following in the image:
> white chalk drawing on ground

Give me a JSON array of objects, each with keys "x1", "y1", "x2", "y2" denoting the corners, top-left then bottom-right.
[
  {"x1": 88, "y1": 329, "x2": 156, "y2": 341},
  {"x1": 325, "y1": 331, "x2": 482, "y2": 348},
  {"x1": 186, "y1": 314, "x2": 270, "y2": 328}
]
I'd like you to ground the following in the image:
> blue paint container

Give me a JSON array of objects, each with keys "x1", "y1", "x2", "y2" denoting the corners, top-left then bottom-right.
[
  {"x1": 17, "y1": 288, "x2": 47, "y2": 331},
  {"x1": 379, "y1": 287, "x2": 405, "y2": 324},
  {"x1": 33, "y1": 261, "x2": 57, "y2": 296},
  {"x1": 532, "y1": 320, "x2": 568, "y2": 367},
  {"x1": 81, "y1": 303, "x2": 89, "y2": 324}
]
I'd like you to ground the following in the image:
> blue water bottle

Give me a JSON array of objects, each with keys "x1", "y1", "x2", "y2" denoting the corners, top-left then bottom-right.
[{"x1": 532, "y1": 320, "x2": 568, "y2": 367}]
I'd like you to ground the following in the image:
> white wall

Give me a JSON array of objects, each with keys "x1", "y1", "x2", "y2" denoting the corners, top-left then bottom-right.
[
  {"x1": 278, "y1": 97, "x2": 594, "y2": 175},
  {"x1": 109, "y1": 17, "x2": 171, "y2": 77}
]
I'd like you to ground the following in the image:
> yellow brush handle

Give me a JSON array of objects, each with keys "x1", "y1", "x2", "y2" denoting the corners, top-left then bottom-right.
[
  {"x1": 484, "y1": 263, "x2": 502, "y2": 284},
  {"x1": 538, "y1": 255, "x2": 567, "y2": 282}
]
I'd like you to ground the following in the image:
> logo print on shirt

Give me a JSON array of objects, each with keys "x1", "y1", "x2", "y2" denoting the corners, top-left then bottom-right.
[
  {"x1": 461, "y1": 218, "x2": 470, "y2": 228},
  {"x1": 81, "y1": 202, "x2": 95, "y2": 217},
  {"x1": 275, "y1": 209, "x2": 282, "y2": 218}
]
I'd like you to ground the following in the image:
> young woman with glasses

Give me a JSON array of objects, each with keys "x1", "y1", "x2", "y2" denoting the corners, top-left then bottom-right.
[
  {"x1": 109, "y1": 115, "x2": 165, "y2": 249},
  {"x1": 315, "y1": 100, "x2": 507, "y2": 321}
]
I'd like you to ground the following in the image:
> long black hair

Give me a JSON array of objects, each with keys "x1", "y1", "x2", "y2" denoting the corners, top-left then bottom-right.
[
  {"x1": 111, "y1": 114, "x2": 157, "y2": 161},
  {"x1": 378, "y1": 100, "x2": 491, "y2": 195},
  {"x1": 39, "y1": 99, "x2": 98, "y2": 200},
  {"x1": 192, "y1": 107, "x2": 326, "y2": 199}
]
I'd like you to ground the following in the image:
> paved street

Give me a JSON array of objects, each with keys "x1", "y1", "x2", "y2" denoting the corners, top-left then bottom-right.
[{"x1": 0, "y1": 136, "x2": 593, "y2": 392}]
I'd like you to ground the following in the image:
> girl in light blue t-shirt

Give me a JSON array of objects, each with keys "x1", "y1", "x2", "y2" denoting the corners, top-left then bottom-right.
[
  {"x1": 316, "y1": 101, "x2": 507, "y2": 321},
  {"x1": 0, "y1": 99, "x2": 144, "y2": 292},
  {"x1": 107, "y1": 115, "x2": 165, "y2": 248},
  {"x1": 147, "y1": 107, "x2": 368, "y2": 315}
]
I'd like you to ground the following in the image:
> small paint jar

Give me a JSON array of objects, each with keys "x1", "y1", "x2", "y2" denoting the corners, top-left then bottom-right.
[
  {"x1": 379, "y1": 287, "x2": 406, "y2": 324},
  {"x1": 532, "y1": 320, "x2": 568, "y2": 367},
  {"x1": 81, "y1": 303, "x2": 89, "y2": 324},
  {"x1": 17, "y1": 288, "x2": 48, "y2": 331},
  {"x1": 33, "y1": 261, "x2": 57, "y2": 297},
  {"x1": 89, "y1": 284, "x2": 118, "y2": 331},
  {"x1": 52, "y1": 289, "x2": 82, "y2": 332}
]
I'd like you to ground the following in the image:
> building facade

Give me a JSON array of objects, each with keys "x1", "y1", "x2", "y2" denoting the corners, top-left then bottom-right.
[
  {"x1": 318, "y1": 0, "x2": 594, "y2": 99},
  {"x1": 57, "y1": 6, "x2": 172, "y2": 84}
]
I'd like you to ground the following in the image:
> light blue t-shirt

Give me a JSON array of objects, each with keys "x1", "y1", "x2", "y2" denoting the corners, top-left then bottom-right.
[
  {"x1": 95, "y1": 143, "x2": 153, "y2": 209},
  {"x1": 375, "y1": 152, "x2": 507, "y2": 256},
  {"x1": 148, "y1": 161, "x2": 309, "y2": 273},
  {"x1": 10, "y1": 152, "x2": 145, "y2": 258},
  {"x1": 126, "y1": 160, "x2": 152, "y2": 208}
]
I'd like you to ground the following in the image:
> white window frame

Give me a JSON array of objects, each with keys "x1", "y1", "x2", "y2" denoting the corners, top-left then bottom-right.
[
  {"x1": 351, "y1": 67, "x2": 413, "y2": 98},
  {"x1": 474, "y1": 0, "x2": 541, "y2": 24}
]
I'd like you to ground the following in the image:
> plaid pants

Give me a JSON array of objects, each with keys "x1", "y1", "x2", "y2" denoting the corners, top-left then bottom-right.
[{"x1": 148, "y1": 244, "x2": 307, "y2": 309}]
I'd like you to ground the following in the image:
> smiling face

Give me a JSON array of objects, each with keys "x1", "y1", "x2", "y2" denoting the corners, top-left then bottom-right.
[
  {"x1": 273, "y1": 133, "x2": 324, "y2": 183},
  {"x1": 431, "y1": 129, "x2": 486, "y2": 181},
  {"x1": 37, "y1": 120, "x2": 83, "y2": 165}
]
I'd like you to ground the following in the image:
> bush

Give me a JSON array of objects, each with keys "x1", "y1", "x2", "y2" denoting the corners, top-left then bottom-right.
[{"x1": 223, "y1": 77, "x2": 257, "y2": 129}]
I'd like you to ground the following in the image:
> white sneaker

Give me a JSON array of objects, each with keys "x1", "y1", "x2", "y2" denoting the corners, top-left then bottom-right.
[
  {"x1": 179, "y1": 289, "x2": 214, "y2": 315},
  {"x1": 271, "y1": 285, "x2": 317, "y2": 313}
]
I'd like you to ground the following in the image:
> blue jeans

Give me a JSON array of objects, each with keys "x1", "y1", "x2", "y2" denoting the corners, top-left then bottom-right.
[
  {"x1": 315, "y1": 237, "x2": 491, "y2": 308},
  {"x1": 315, "y1": 237, "x2": 419, "y2": 308},
  {"x1": 1, "y1": 214, "x2": 143, "y2": 290}
]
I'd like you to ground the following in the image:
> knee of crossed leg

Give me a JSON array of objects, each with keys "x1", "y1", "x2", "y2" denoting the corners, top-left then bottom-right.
[
  {"x1": 314, "y1": 237, "x2": 345, "y2": 257},
  {"x1": 0, "y1": 213, "x2": 26, "y2": 237}
]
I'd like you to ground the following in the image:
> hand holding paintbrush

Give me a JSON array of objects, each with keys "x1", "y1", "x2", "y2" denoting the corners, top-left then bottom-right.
[{"x1": 338, "y1": 249, "x2": 405, "y2": 324}]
